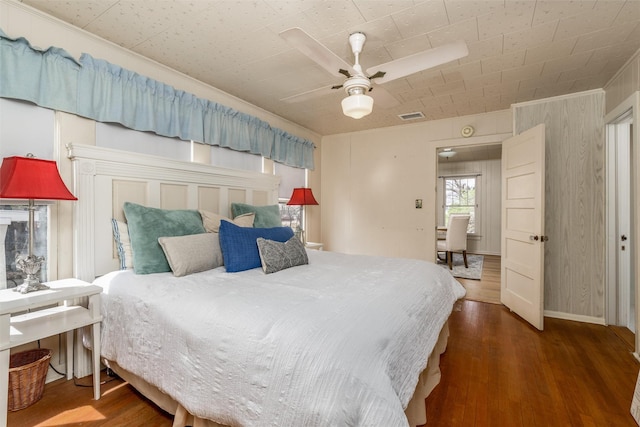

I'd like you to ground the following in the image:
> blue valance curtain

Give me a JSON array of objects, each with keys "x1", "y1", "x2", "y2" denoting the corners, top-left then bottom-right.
[
  {"x1": 0, "y1": 29, "x2": 315, "y2": 169},
  {"x1": 0, "y1": 31, "x2": 80, "y2": 113}
]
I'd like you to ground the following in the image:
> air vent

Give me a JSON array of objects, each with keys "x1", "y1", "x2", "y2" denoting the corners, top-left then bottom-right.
[{"x1": 398, "y1": 112, "x2": 425, "y2": 121}]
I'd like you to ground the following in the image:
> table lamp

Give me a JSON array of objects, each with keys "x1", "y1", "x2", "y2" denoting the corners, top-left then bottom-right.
[
  {"x1": 286, "y1": 188, "x2": 318, "y2": 244},
  {"x1": 0, "y1": 154, "x2": 77, "y2": 293}
]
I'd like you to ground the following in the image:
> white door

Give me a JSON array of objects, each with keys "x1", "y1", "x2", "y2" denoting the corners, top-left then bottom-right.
[
  {"x1": 606, "y1": 111, "x2": 635, "y2": 331},
  {"x1": 501, "y1": 124, "x2": 546, "y2": 330}
]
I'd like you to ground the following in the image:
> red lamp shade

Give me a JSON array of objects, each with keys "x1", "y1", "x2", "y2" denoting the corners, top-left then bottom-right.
[
  {"x1": 0, "y1": 156, "x2": 77, "y2": 200},
  {"x1": 287, "y1": 188, "x2": 318, "y2": 206}
]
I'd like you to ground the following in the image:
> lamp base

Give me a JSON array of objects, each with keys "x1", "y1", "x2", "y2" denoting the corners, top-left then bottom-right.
[{"x1": 15, "y1": 254, "x2": 48, "y2": 294}]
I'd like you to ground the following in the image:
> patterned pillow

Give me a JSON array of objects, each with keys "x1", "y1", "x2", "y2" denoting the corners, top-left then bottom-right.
[
  {"x1": 111, "y1": 219, "x2": 133, "y2": 270},
  {"x1": 256, "y1": 236, "x2": 308, "y2": 274},
  {"x1": 218, "y1": 220, "x2": 294, "y2": 272}
]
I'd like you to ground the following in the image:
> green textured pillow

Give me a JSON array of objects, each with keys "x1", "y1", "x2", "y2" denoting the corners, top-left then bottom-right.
[
  {"x1": 231, "y1": 203, "x2": 282, "y2": 228},
  {"x1": 123, "y1": 202, "x2": 206, "y2": 274}
]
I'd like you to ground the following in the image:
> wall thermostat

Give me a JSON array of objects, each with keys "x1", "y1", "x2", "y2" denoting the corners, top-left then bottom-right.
[{"x1": 461, "y1": 125, "x2": 475, "y2": 138}]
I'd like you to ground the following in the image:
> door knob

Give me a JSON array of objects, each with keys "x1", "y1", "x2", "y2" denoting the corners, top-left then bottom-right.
[
  {"x1": 621, "y1": 235, "x2": 628, "y2": 241},
  {"x1": 530, "y1": 235, "x2": 539, "y2": 241}
]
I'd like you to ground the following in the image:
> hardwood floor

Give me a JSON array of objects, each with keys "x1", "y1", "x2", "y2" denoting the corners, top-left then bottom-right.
[
  {"x1": 7, "y1": 372, "x2": 173, "y2": 426},
  {"x1": 456, "y1": 254, "x2": 501, "y2": 305},
  {"x1": 9, "y1": 299, "x2": 639, "y2": 427},
  {"x1": 424, "y1": 300, "x2": 640, "y2": 427}
]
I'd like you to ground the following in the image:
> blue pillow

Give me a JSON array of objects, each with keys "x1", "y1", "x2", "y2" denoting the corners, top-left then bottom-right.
[{"x1": 219, "y1": 220, "x2": 294, "y2": 272}]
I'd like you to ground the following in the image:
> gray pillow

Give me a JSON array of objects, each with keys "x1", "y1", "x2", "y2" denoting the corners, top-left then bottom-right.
[
  {"x1": 159, "y1": 233, "x2": 223, "y2": 277},
  {"x1": 123, "y1": 202, "x2": 206, "y2": 274},
  {"x1": 256, "y1": 236, "x2": 308, "y2": 274},
  {"x1": 231, "y1": 203, "x2": 282, "y2": 228}
]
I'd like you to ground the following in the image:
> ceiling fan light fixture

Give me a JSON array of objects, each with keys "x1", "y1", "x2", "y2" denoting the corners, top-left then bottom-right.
[
  {"x1": 438, "y1": 148, "x2": 456, "y2": 158},
  {"x1": 342, "y1": 93, "x2": 373, "y2": 119},
  {"x1": 342, "y1": 78, "x2": 373, "y2": 119}
]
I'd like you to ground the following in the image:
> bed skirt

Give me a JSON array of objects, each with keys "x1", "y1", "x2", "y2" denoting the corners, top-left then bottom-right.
[{"x1": 105, "y1": 321, "x2": 450, "y2": 427}]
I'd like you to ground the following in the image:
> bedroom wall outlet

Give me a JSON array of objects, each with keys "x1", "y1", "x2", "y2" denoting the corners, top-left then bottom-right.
[{"x1": 415, "y1": 199, "x2": 423, "y2": 209}]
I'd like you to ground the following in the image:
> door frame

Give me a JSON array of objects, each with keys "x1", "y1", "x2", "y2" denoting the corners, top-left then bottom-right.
[
  {"x1": 605, "y1": 91, "x2": 640, "y2": 357},
  {"x1": 605, "y1": 108, "x2": 634, "y2": 329},
  {"x1": 433, "y1": 133, "x2": 512, "y2": 262}
]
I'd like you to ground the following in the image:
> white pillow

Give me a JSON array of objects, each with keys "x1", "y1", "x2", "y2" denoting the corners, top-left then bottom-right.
[
  {"x1": 111, "y1": 219, "x2": 133, "y2": 270},
  {"x1": 199, "y1": 210, "x2": 254, "y2": 232},
  {"x1": 158, "y1": 233, "x2": 223, "y2": 277}
]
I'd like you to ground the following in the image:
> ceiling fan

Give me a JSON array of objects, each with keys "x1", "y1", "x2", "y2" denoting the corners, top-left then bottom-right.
[{"x1": 279, "y1": 28, "x2": 469, "y2": 119}]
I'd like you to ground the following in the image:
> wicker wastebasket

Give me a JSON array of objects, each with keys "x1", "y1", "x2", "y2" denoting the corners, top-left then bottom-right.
[{"x1": 8, "y1": 349, "x2": 52, "y2": 411}]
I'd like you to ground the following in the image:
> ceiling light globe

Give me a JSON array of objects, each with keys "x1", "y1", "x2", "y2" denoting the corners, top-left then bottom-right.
[
  {"x1": 341, "y1": 94, "x2": 373, "y2": 119},
  {"x1": 438, "y1": 148, "x2": 457, "y2": 158}
]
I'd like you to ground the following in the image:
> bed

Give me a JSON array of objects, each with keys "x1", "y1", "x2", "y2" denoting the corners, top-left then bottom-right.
[{"x1": 67, "y1": 144, "x2": 465, "y2": 427}]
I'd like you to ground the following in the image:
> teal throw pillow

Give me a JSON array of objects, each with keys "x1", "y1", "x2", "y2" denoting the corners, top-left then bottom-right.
[
  {"x1": 231, "y1": 203, "x2": 282, "y2": 228},
  {"x1": 123, "y1": 202, "x2": 206, "y2": 274}
]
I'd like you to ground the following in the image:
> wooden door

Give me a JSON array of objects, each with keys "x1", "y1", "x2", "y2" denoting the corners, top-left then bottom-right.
[{"x1": 501, "y1": 124, "x2": 546, "y2": 330}]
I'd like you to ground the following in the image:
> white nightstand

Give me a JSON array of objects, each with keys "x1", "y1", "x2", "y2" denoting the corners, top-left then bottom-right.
[
  {"x1": 305, "y1": 242, "x2": 324, "y2": 251},
  {"x1": 0, "y1": 279, "x2": 102, "y2": 426}
]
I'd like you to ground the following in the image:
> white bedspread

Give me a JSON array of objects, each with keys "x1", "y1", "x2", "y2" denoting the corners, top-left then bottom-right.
[{"x1": 94, "y1": 250, "x2": 465, "y2": 426}]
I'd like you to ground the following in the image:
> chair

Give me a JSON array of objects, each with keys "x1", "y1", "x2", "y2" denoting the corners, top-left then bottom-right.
[{"x1": 437, "y1": 215, "x2": 470, "y2": 270}]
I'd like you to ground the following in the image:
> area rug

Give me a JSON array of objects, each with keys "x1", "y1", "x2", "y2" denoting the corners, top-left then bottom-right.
[{"x1": 437, "y1": 254, "x2": 484, "y2": 280}]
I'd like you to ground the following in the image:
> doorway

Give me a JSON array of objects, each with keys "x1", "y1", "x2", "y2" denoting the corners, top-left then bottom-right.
[
  {"x1": 436, "y1": 142, "x2": 503, "y2": 304},
  {"x1": 606, "y1": 109, "x2": 635, "y2": 332}
]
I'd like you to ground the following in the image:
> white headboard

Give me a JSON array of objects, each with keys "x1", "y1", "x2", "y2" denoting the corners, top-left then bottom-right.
[{"x1": 67, "y1": 143, "x2": 280, "y2": 280}]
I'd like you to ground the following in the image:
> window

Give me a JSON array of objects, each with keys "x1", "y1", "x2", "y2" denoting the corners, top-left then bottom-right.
[
  {"x1": 1, "y1": 204, "x2": 49, "y2": 288},
  {"x1": 274, "y1": 163, "x2": 305, "y2": 230},
  {"x1": 1, "y1": 99, "x2": 56, "y2": 289},
  {"x1": 443, "y1": 176, "x2": 477, "y2": 233}
]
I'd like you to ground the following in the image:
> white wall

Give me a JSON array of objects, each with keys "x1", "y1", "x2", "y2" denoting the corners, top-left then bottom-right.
[{"x1": 321, "y1": 110, "x2": 512, "y2": 261}]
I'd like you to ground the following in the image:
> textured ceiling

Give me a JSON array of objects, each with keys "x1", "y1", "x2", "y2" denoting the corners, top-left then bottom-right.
[{"x1": 20, "y1": 0, "x2": 640, "y2": 136}]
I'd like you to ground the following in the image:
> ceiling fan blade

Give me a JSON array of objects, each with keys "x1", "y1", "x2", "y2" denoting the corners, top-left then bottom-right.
[
  {"x1": 370, "y1": 85, "x2": 400, "y2": 108},
  {"x1": 280, "y1": 27, "x2": 354, "y2": 78},
  {"x1": 367, "y1": 40, "x2": 469, "y2": 84},
  {"x1": 280, "y1": 85, "x2": 338, "y2": 104}
]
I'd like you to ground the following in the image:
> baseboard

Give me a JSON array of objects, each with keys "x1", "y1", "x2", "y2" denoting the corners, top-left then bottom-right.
[
  {"x1": 46, "y1": 364, "x2": 65, "y2": 384},
  {"x1": 544, "y1": 310, "x2": 606, "y2": 325}
]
